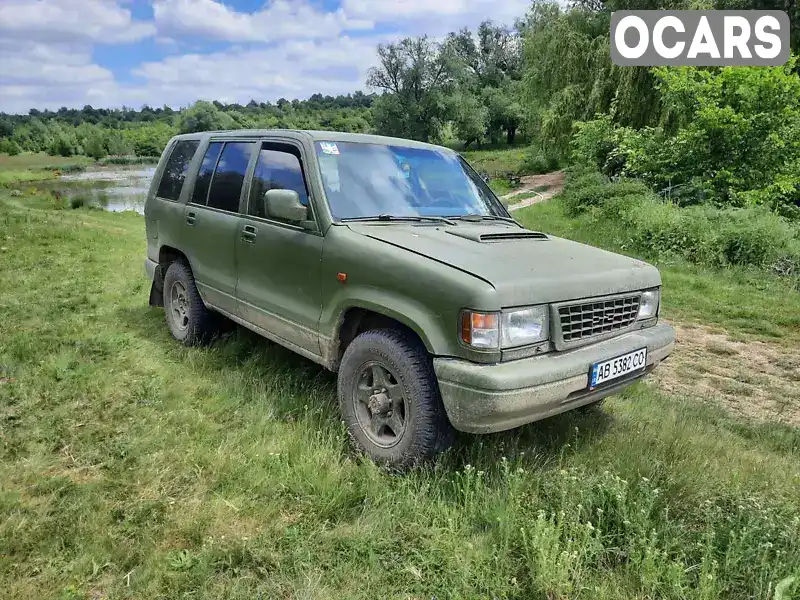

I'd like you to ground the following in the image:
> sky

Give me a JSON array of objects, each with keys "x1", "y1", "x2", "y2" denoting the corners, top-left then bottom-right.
[{"x1": 0, "y1": 0, "x2": 531, "y2": 114}]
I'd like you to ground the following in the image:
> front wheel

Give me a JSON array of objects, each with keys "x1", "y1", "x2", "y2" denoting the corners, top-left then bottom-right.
[{"x1": 338, "y1": 329, "x2": 454, "y2": 468}]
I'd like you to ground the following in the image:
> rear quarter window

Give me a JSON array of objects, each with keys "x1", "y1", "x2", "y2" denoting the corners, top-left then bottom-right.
[{"x1": 156, "y1": 140, "x2": 200, "y2": 201}]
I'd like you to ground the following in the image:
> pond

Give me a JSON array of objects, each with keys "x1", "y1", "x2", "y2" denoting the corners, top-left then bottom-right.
[{"x1": 27, "y1": 167, "x2": 155, "y2": 213}]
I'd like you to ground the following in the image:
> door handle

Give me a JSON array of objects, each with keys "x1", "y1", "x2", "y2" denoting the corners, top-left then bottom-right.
[
  {"x1": 186, "y1": 211, "x2": 196, "y2": 226},
  {"x1": 241, "y1": 225, "x2": 257, "y2": 244}
]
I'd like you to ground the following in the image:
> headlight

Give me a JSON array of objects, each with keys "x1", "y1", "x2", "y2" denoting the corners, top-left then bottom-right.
[
  {"x1": 637, "y1": 289, "x2": 660, "y2": 319},
  {"x1": 501, "y1": 306, "x2": 549, "y2": 347},
  {"x1": 460, "y1": 306, "x2": 549, "y2": 349}
]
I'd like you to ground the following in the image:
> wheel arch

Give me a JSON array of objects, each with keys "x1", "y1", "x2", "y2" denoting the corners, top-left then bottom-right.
[
  {"x1": 327, "y1": 304, "x2": 433, "y2": 372},
  {"x1": 149, "y1": 245, "x2": 191, "y2": 307}
]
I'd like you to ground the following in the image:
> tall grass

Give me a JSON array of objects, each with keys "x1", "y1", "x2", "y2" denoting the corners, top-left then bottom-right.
[
  {"x1": 558, "y1": 167, "x2": 800, "y2": 280},
  {"x1": 0, "y1": 153, "x2": 92, "y2": 184},
  {"x1": 98, "y1": 155, "x2": 160, "y2": 166}
]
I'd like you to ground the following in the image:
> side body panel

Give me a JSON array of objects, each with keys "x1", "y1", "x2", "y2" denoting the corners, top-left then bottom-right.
[
  {"x1": 144, "y1": 138, "x2": 204, "y2": 266},
  {"x1": 181, "y1": 207, "x2": 242, "y2": 313},
  {"x1": 236, "y1": 222, "x2": 324, "y2": 354},
  {"x1": 235, "y1": 137, "x2": 325, "y2": 355},
  {"x1": 180, "y1": 137, "x2": 258, "y2": 314},
  {"x1": 316, "y1": 224, "x2": 500, "y2": 364}
]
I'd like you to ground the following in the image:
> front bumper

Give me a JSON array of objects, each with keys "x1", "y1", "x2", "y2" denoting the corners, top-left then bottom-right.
[{"x1": 434, "y1": 322, "x2": 675, "y2": 433}]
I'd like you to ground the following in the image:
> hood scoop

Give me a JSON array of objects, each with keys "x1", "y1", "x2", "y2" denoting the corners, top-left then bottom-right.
[{"x1": 446, "y1": 229, "x2": 548, "y2": 243}]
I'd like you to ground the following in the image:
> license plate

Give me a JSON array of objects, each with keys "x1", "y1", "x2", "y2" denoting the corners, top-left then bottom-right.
[{"x1": 590, "y1": 348, "x2": 647, "y2": 389}]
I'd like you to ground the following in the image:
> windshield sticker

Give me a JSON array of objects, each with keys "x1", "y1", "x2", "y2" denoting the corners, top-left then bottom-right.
[{"x1": 319, "y1": 142, "x2": 340, "y2": 155}]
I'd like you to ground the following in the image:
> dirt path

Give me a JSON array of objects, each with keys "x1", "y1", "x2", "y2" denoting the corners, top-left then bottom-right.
[
  {"x1": 503, "y1": 170, "x2": 566, "y2": 212},
  {"x1": 652, "y1": 322, "x2": 800, "y2": 426}
]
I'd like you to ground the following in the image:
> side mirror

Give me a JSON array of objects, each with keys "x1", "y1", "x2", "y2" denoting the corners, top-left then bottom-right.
[
  {"x1": 263, "y1": 189, "x2": 308, "y2": 222},
  {"x1": 480, "y1": 173, "x2": 490, "y2": 183}
]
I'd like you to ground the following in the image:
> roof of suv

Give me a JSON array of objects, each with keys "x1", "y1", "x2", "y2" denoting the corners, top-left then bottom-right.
[{"x1": 170, "y1": 129, "x2": 454, "y2": 152}]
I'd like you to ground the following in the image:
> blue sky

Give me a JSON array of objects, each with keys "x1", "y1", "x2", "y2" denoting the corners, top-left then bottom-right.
[{"x1": 0, "y1": 0, "x2": 530, "y2": 114}]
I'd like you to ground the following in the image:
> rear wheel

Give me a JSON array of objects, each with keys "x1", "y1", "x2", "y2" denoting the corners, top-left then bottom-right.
[
  {"x1": 163, "y1": 260, "x2": 220, "y2": 345},
  {"x1": 338, "y1": 329, "x2": 454, "y2": 468}
]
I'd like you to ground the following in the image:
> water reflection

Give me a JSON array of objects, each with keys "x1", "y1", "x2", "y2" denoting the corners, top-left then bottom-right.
[{"x1": 29, "y1": 167, "x2": 155, "y2": 214}]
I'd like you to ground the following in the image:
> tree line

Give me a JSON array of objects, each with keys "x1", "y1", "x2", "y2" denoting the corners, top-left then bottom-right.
[
  {"x1": 0, "y1": 0, "x2": 797, "y2": 166},
  {"x1": 0, "y1": 93, "x2": 376, "y2": 159}
]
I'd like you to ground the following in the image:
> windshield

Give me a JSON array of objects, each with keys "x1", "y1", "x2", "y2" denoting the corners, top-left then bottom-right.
[{"x1": 314, "y1": 141, "x2": 506, "y2": 220}]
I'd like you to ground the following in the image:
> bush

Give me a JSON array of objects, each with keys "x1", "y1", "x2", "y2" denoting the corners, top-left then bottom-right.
[
  {"x1": 98, "y1": 156, "x2": 159, "y2": 166},
  {"x1": 571, "y1": 60, "x2": 800, "y2": 219},
  {"x1": 520, "y1": 146, "x2": 560, "y2": 174},
  {"x1": 0, "y1": 138, "x2": 21, "y2": 155},
  {"x1": 561, "y1": 167, "x2": 800, "y2": 275},
  {"x1": 48, "y1": 164, "x2": 87, "y2": 174},
  {"x1": 570, "y1": 116, "x2": 618, "y2": 173}
]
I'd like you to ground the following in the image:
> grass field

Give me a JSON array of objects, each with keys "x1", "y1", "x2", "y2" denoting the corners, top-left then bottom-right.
[
  {"x1": 1, "y1": 187, "x2": 799, "y2": 600},
  {"x1": 0, "y1": 154, "x2": 93, "y2": 184},
  {"x1": 460, "y1": 146, "x2": 529, "y2": 197},
  {"x1": 460, "y1": 146, "x2": 528, "y2": 176},
  {"x1": 0, "y1": 153, "x2": 157, "y2": 186}
]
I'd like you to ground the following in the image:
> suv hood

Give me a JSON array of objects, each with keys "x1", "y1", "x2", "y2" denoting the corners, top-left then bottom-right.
[{"x1": 348, "y1": 223, "x2": 660, "y2": 306}]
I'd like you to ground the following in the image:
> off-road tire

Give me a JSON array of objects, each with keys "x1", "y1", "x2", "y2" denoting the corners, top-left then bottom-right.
[
  {"x1": 162, "y1": 260, "x2": 219, "y2": 346},
  {"x1": 338, "y1": 328, "x2": 455, "y2": 468}
]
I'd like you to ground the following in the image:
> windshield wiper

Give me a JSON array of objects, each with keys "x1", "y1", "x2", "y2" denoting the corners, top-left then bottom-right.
[
  {"x1": 453, "y1": 214, "x2": 519, "y2": 225},
  {"x1": 341, "y1": 214, "x2": 457, "y2": 225}
]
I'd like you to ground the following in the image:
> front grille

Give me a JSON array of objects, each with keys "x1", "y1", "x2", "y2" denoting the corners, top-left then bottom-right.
[{"x1": 558, "y1": 294, "x2": 640, "y2": 343}]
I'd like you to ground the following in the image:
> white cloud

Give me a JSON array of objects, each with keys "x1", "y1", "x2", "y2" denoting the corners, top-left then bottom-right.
[
  {"x1": 0, "y1": 0, "x2": 154, "y2": 44},
  {"x1": 130, "y1": 35, "x2": 392, "y2": 107},
  {"x1": 0, "y1": 0, "x2": 532, "y2": 113},
  {"x1": 0, "y1": 38, "x2": 118, "y2": 111},
  {"x1": 342, "y1": 0, "x2": 530, "y2": 31},
  {"x1": 152, "y1": 0, "x2": 373, "y2": 43}
]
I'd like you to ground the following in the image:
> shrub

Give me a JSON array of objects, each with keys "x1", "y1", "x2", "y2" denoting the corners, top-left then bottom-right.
[
  {"x1": 570, "y1": 59, "x2": 800, "y2": 219},
  {"x1": 0, "y1": 138, "x2": 21, "y2": 155},
  {"x1": 520, "y1": 146, "x2": 560, "y2": 175},
  {"x1": 570, "y1": 115, "x2": 618, "y2": 173},
  {"x1": 562, "y1": 167, "x2": 650, "y2": 216},
  {"x1": 98, "y1": 156, "x2": 159, "y2": 166},
  {"x1": 561, "y1": 167, "x2": 800, "y2": 275},
  {"x1": 713, "y1": 208, "x2": 799, "y2": 269}
]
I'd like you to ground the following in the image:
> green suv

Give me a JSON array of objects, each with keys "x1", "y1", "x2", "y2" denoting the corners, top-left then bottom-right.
[{"x1": 144, "y1": 130, "x2": 675, "y2": 466}]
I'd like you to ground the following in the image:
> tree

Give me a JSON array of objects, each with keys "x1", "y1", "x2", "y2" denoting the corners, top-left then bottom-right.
[
  {"x1": 0, "y1": 118, "x2": 13, "y2": 138},
  {"x1": 0, "y1": 138, "x2": 21, "y2": 155},
  {"x1": 484, "y1": 82, "x2": 524, "y2": 144},
  {"x1": 452, "y1": 92, "x2": 488, "y2": 148},
  {"x1": 178, "y1": 101, "x2": 237, "y2": 134},
  {"x1": 49, "y1": 134, "x2": 76, "y2": 157},
  {"x1": 445, "y1": 21, "x2": 524, "y2": 144},
  {"x1": 106, "y1": 131, "x2": 134, "y2": 156},
  {"x1": 83, "y1": 131, "x2": 107, "y2": 159},
  {"x1": 367, "y1": 36, "x2": 456, "y2": 142}
]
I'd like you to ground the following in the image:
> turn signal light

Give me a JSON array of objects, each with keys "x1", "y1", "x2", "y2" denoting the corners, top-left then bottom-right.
[{"x1": 460, "y1": 311, "x2": 500, "y2": 348}]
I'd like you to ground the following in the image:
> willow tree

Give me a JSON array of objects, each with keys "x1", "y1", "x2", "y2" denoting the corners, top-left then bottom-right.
[{"x1": 520, "y1": 0, "x2": 678, "y2": 155}]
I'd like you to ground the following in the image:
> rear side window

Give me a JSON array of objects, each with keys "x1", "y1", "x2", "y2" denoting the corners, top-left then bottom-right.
[
  {"x1": 249, "y1": 145, "x2": 309, "y2": 219},
  {"x1": 207, "y1": 142, "x2": 254, "y2": 213},
  {"x1": 156, "y1": 140, "x2": 199, "y2": 201},
  {"x1": 190, "y1": 142, "x2": 223, "y2": 205}
]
